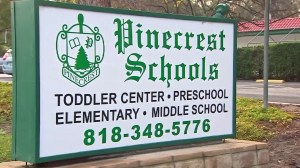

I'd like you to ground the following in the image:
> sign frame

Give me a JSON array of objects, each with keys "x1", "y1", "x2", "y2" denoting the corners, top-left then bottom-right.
[{"x1": 12, "y1": 0, "x2": 237, "y2": 163}]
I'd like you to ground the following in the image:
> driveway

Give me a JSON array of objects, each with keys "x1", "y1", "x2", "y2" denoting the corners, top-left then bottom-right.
[
  {"x1": 237, "y1": 80, "x2": 300, "y2": 104},
  {"x1": 0, "y1": 74, "x2": 12, "y2": 82}
]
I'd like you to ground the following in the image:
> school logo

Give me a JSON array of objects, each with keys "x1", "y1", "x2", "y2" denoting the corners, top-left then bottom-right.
[{"x1": 56, "y1": 13, "x2": 105, "y2": 87}]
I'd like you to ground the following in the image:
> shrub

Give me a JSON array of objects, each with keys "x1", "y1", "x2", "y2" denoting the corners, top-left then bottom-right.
[{"x1": 237, "y1": 43, "x2": 300, "y2": 81}]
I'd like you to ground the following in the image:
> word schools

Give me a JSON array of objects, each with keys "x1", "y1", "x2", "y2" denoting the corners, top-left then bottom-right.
[{"x1": 113, "y1": 18, "x2": 228, "y2": 87}]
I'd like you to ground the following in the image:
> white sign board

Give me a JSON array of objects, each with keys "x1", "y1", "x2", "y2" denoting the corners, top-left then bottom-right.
[{"x1": 38, "y1": 5, "x2": 236, "y2": 158}]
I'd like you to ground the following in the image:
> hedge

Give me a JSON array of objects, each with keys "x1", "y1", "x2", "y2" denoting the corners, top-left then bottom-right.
[{"x1": 237, "y1": 43, "x2": 300, "y2": 81}]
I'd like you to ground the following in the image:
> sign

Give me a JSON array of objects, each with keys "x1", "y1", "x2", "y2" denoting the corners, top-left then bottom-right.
[{"x1": 13, "y1": 1, "x2": 236, "y2": 163}]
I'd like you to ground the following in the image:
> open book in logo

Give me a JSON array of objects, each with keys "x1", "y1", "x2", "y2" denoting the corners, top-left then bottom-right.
[{"x1": 56, "y1": 13, "x2": 105, "y2": 87}]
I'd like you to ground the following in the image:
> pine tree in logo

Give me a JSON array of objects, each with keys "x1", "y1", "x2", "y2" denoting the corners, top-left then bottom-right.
[
  {"x1": 56, "y1": 13, "x2": 104, "y2": 87},
  {"x1": 75, "y1": 46, "x2": 90, "y2": 71}
]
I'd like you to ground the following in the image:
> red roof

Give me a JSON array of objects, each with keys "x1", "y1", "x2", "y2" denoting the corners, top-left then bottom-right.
[{"x1": 238, "y1": 17, "x2": 300, "y2": 33}]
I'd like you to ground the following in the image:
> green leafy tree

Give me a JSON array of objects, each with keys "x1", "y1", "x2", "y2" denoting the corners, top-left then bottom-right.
[
  {"x1": 75, "y1": 46, "x2": 90, "y2": 70},
  {"x1": 0, "y1": 0, "x2": 11, "y2": 45},
  {"x1": 0, "y1": 0, "x2": 10, "y2": 31}
]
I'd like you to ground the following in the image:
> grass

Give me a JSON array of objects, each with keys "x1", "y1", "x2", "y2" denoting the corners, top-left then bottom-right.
[
  {"x1": 0, "y1": 82, "x2": 12, "y2": 122},
  {"x1": 0, "y1": 82, "x2": 295, "y2": 162},
  {"x1": 236, "y1": 97, "x2": 294, "y2": 141},
  {"x1": 0, "y1": 82, "x2": 12, "y2": 163},
  {"x1": 0, "y1": 130, "x2": 11, "y2": 163}
]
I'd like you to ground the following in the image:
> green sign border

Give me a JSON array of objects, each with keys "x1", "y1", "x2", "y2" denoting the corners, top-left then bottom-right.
[{"x1": 12, "y1": 0, "x2": 237, "y2": 163}]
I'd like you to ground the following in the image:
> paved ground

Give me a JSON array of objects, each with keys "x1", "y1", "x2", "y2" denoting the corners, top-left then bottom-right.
[
  {"x1": 0, "y1": 73, "x2": 12, "y2": 82},
  {"x1": 237, "y1": 80, "x2": 300, "y2": 105},
  {"x1": 1, "y1": 75, "x2": 299, "y2": 104}
]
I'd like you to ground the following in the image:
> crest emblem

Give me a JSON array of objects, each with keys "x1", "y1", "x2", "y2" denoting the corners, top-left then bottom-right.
[{"x1": 56, "y1": 13, "x2": 105, "y2": 87}]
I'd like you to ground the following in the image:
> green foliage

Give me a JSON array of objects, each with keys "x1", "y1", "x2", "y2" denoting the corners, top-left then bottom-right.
[
  {"x1": 0, "y1": 45, "x2": 9, "y2": 56},
  {"x1": 0, "y1": 0, "x2": 11, "y2": 46},
  {"x1": 0, "y1": 82, "x2": 12, "y2": 162},
  {"x1": 236, "y1": 120, "x2": 273, "y2": 141},
  {"x1": 0, "y1": 83, "x2": 12, "y2": 121},
  {"x1": 238, "y1": 43, "x2": 300, "y2": 81},
  {"x1": 237, "y1": 46, "x2": 263, "y2": 80},
  {"x1": 0, "y1": 131, "x2": 11, "y2": 163},
  {"x1": 236, "y1": 97, "x2": 293, "y2": 141},
  {"x1": 0, "y1": 0, "x2": 11, "y2": 30},
  {"x1": 269, "y1": 43, "x2": 300, "y2": 81}
]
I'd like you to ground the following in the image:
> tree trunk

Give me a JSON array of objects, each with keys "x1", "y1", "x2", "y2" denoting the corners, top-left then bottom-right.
[{"x1": 187, "y1": 0, "x2": 195, "y2": 16}]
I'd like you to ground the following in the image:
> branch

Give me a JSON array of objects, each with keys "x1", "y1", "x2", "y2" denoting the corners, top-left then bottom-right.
[
  {"x1": 147, "y1": 4, "x2": 169, "y2": 13},
  {"x1": 187, "y1": 0, "x2": 195, "y2": 16},
  {"x1": 197, "y1": 0, "x2": 207, "y2": 16},
  {"x1": 228, "y1": 1, "x2": 263, "y2": 18},
  {"x1": 172, "y1": 0, "x2": 180, "y2": 14},
  {"x1": 269, "y1": 11, "x2": 300, "y2": 24}
]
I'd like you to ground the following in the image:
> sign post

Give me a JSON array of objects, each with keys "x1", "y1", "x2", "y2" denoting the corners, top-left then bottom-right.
[
  {"x1": 264, "y1": 0, "x2": 270, "y2": 109},
  {"x1": 13, "y1": 0, "x2": 237, "y2": 163}
]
